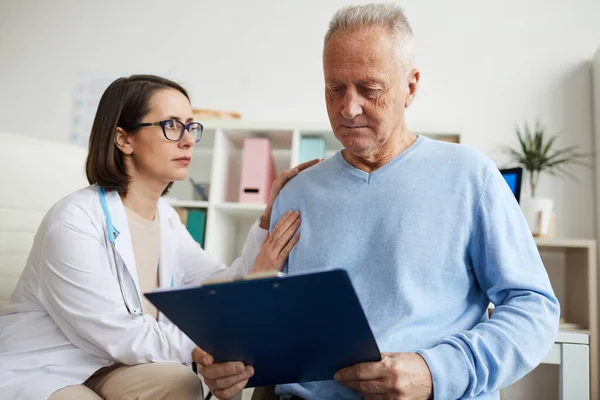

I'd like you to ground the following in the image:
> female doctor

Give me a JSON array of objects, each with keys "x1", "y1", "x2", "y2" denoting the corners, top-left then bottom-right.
[{"x1": 0, "y1": 75, "x2": 315, "y2": 400}]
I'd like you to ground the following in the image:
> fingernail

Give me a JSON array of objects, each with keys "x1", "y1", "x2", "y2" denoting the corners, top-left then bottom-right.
[
  {"x1": 285, "y1": 210, "x2": 292, "y2": 215},
  {"x1": 295, "y1": 211, "x2": 300, "y2": 216},
  {"x1": 245, "y1": 366, "x2": 254, "y2": 377},
  {"x1": 203, "y1": 356, "x2": 210, "y2": 364},
  {"x1": 334, "y1": 373, "x2": 340, "y2": 380},
  {"x1": 236, "y1": 364, "x2": 244, "y2": 374}
]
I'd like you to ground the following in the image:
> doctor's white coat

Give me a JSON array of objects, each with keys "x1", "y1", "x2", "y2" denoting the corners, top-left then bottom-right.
[{"x1": 0, "y1": 185, "x2": 267, "y2": 399}]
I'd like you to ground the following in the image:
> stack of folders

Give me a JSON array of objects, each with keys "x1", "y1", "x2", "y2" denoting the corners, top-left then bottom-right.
[
  {"x1": 299, "y1": 136, "x2": 326, "y2": 163},
  {"x1": 175, "y1": 208, "x2": 207, "y2": 248}
]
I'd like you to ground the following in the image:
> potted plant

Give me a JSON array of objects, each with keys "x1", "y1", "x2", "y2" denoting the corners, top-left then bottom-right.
[{"x1": 504, "y1": 120, "x2": 590, "y2": 236}]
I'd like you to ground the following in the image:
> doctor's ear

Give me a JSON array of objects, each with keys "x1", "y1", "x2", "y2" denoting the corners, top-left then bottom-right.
[{"x1": 114, "y1": 127, "x2": 134, "y2": 155}]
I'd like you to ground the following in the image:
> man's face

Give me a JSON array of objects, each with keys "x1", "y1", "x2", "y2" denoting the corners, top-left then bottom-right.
[{"x1": 323, "y1": 26, "x2": 417, "y2": 159}]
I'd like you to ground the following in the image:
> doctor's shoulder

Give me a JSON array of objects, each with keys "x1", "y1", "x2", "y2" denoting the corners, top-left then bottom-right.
[
  {"x1": 36, "y1": 185, "x2": 106, "y2": 242},
  {"x1": 157, "y1": 196, "x2": 186, "y2": 227}
]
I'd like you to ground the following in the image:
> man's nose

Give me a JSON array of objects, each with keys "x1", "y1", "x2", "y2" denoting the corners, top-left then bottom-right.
[{"x1": 341, "y1": 89, "x2": 363, "y2": 120}]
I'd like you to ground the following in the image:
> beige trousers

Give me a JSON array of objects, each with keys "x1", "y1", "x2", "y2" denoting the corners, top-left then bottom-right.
[
  {"x1": 49, "y1": 362, "x2": 203, "y2": 400},
  {"x1": 251, "y1": 386, "x2": 278, "y2": 400}
]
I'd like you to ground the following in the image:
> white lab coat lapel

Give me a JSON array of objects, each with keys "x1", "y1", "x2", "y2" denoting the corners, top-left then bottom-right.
[
  {"x1": 103, "y1": 190, "x2": 141, "y2": 295},
  {"x1": 157, "y1": 200, "x2": 176, "y2": 289}
]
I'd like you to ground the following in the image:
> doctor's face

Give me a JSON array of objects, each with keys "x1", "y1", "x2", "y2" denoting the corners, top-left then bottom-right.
[{"x1": 122, "y1": 88, "x2": 196, "y2": 186}]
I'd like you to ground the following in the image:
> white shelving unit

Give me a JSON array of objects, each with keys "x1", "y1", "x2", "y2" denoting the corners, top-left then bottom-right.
[
  {"x1": 535, "y1": 238, "x2": 597, "y2": 400},
  {"x1": 167, "y1": 120, "x2": 460, "y2": 265},
  {"x1": 502, "y1": 239, "x2": 597, "y2": 399}
]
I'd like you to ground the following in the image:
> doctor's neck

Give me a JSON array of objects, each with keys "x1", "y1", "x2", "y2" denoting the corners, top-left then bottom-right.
[{"x1": 120, "y1": 179, "x2": 164, "y2": 221}]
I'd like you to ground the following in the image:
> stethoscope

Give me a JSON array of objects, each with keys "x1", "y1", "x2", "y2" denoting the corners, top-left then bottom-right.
[
  {"x1": 99, "y1": 187, "x2": 145, "y2": 317},
  {"x1": 100, "y1": 187, "x2": 230, "y2": 398}
]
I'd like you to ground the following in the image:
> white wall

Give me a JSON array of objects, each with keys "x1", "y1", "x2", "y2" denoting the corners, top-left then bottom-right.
[{"x1": 1, "y1": 0, "x2": 599, "y2": 238}]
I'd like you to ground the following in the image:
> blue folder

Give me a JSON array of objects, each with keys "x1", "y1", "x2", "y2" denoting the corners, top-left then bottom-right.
[
  {"x1": 145, "y1": 269, "x2": 381, "y2": 387},
  {"x1": 299, "y1": 136, "x2": 326, "y2": 164}
]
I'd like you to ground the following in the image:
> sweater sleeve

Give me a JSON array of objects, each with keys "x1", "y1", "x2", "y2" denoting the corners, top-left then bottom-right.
[{"x1": 417, "y1": 165, "x2": 560, "y2": 399}]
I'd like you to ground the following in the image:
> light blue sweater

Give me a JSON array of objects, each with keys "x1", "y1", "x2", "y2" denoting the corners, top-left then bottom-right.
[{"x1": 270, "y1": 136, "x2": 559, "y2": 400}]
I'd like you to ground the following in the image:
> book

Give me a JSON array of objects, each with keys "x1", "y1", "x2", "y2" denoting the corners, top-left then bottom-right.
[
  {"x1": 187, "y1": 209, "x2": 207, "y2": 248},
  {"x1": 299, "y1": 136, "x2": 325, "y2": 163}
]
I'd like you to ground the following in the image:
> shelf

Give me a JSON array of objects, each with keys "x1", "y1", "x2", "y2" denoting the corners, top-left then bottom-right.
[
  {"x1": 556, "y1": 329, "x2": 590, "y2": 345},
  {"x1": 200, "y1": 120, "x2": 332, "y2": 132},
  {"x1": 213, "y1": 202, "x2": 266, "y2": 218},
  {"x1": 198, "y1": 120, "x2": 460, "y2": 143},
  {"x1": 559, "y1": 327, "x2": 590, "y2": 335},
  {"x1": 535, "y1": 238, "x2": 596, "y2": 249},
  {"x1": 167, "y1": 200, "x2": 209, "y2": 209}
]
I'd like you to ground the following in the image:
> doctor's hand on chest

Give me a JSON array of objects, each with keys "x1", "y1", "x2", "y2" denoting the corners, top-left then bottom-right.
[{"x1": 251, "y1": 158, "x2": 320, "y2": 274}]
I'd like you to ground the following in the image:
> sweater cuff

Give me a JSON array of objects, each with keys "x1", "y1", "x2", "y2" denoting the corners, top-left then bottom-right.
[{"x1": 417, "y1": 343, "x2": 470, "y2": 400}]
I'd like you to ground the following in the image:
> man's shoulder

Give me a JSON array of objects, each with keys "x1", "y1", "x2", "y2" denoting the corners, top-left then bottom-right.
[
  {"x1": 421, "y1": 137, "x2": 495, "y2": 172},
  {"x1": 280, "y1": 156, "x2": 339, "y2": 195}
]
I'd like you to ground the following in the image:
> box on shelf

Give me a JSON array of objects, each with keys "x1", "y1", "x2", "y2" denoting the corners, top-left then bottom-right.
[
  {"x1": 239, "y1": 138, "x2": 276, "y2": 204},
  {"x1": 299, "y1": 136, "x2": 326, "y2": 163},
  {"x1": 176, "y1": 207, "x2": 207, "y2": 248}
]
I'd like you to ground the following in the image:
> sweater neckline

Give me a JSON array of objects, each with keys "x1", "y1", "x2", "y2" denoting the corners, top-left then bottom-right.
[{"x1": 334, "y1": 135, "x2": 426, "y2": 183}]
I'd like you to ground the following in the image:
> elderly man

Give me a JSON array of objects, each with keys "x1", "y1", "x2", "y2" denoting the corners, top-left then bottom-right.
[{"x1": 195, "y1": 3, "x2": 560, "y2": 399}]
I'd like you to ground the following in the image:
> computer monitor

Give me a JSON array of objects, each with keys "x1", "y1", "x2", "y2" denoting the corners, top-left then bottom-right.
[{"x1": 500, "y1": 167, "x2": 523, "y2": 203}]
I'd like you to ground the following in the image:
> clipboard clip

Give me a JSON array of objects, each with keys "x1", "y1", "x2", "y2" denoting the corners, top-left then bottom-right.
[{"x1": 202, "y1": 270, "x2": 284, "y2": 286}]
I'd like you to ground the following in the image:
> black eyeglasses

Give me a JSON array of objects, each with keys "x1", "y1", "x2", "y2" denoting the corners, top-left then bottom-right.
[{"x1": 121, "y1": 119, "x2": 203, "y2": 143}]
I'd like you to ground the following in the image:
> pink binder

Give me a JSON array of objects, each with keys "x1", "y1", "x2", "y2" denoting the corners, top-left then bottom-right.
[{"x1": 239, "y1": 138, "x2": 276, "y2": 204}]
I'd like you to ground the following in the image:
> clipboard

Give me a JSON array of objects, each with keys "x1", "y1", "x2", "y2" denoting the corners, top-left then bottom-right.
[{"x1": 145, "y1": 269, "x2": 381, "y2": 387}]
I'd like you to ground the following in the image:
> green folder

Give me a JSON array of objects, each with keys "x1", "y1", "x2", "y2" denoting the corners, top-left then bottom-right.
[{"x1": 187, "y1": 209, "x2": 207, "y2": 248}]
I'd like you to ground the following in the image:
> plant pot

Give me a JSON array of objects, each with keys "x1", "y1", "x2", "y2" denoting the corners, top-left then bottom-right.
[{"x1": 520, "y1": 196, "x2": 554, "y2": 236}]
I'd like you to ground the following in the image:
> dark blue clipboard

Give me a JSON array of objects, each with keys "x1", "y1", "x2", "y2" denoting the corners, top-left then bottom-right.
[{"x1": 145, "y1": 269, "x2": 381, "y2": 387}]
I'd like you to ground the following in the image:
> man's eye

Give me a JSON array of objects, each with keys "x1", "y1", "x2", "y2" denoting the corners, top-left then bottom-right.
[
  {"x1": 330, "y1": 87, "x2": 345, "y2": 95},
  {"x1": 362, "y1": 88, "x2": 381, "y2": 98}
]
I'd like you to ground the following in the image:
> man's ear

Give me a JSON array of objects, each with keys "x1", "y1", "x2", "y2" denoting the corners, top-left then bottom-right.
[
  {"x1": 405, "y1": 68, "x2": 420, "y2": 108},
  {"x1": 114, "y1": 127, "x2": 134, "y2": 155}
]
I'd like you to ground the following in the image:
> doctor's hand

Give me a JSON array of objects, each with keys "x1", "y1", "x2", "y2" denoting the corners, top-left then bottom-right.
[
  {"x1": 252, "y1": 208, "x2": 300, "y2": 274},
  {"x1": 334, "y1": 352, "x2": 433, "y2": 400},
  {"x1": 193, "y1": 347, "x2": 252, "y2": 400},
  {"x1": 259, "y1": 158, "x2": 320, "y2": 230}
]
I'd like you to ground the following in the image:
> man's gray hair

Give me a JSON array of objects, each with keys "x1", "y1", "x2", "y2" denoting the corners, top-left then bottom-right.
[{"x1": 324, "y1": 3, "x2": 415, "y2": 69}]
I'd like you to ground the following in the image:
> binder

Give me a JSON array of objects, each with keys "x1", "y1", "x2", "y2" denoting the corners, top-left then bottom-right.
[
  {"x1": 186, "y1": 209, "x2": 207, "y2": 248},
  {"x1": 299, "y1": 136, "x2": 325, "y2": 163},
  {"x1": 239, "y1": 138, "x2": 276, "y2": 204}
]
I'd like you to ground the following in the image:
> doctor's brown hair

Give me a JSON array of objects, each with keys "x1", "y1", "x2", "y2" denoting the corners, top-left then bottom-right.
[{"x1": 85, "y1": 75, "x2": 190, "y2": 196}]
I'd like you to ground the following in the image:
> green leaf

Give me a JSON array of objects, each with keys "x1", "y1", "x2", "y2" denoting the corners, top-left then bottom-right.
[{"x1": 505, "y1": 120, "x2": 591, "y2": 185}]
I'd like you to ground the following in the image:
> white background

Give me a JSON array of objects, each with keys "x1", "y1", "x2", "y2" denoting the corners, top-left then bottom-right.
[{"x1": 1, "y1": 0, "x2": 599, "y2": 238}]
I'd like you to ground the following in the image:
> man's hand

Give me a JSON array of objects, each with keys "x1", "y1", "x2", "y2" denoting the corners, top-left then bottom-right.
[
  {"x1": 192, "y1": 347, "x2": 253, "y2": 400},
  {"x1": 334, "y1": 352, "x2": 433, "y2": 400}
]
